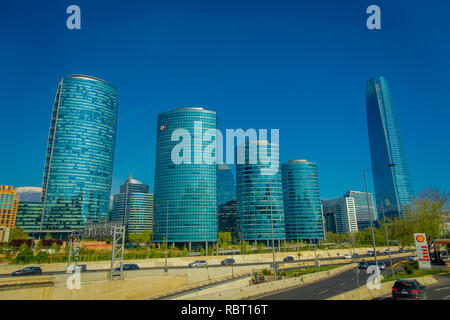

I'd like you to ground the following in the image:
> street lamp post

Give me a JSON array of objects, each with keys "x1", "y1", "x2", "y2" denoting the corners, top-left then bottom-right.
[
  {"x1": 269, "y1": 185, "x2": 278, "y2": 281},
  {"x1": 362, "y1": 163, "x2": 396, "y2": 268},
  {"x1": 363, "y1": 169, "x2": 379, "y2": 267},
  {"x1": 380, "y1": 201, "x2": 394, "y2": 275},
  {"x1": 165, "y1": 200, "x2": 169, "y2": 273}
]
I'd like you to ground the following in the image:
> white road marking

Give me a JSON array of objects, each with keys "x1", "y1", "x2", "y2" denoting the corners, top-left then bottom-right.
[
  {"x1": 434, "y1": 287, "x2": 450, "y2": 292},
  {"x1": 318, "y1": 290, "x2": 328, "y2": 295}
]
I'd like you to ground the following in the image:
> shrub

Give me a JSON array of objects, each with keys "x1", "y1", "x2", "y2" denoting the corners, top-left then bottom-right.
[{"x1": 262, "y1": 268, "x2": 271, "y2": 276}]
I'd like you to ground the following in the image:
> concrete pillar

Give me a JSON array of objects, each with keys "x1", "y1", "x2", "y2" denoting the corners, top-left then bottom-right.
[
  {"x1": 278, "y1": 240, "x2": 281, "y2": 251},
  {"x1": 205, "y1": 241, "x2": 208, "y2": 256},
  {"x1": 172, "y1": 242, "x2": 175, "y2": 249},
  {"x1": 216, "y1": 242, "x2": 219, "y2": 256},
  {"x1": 188, "y1": 242, "x2": 191, "y2": 253}
]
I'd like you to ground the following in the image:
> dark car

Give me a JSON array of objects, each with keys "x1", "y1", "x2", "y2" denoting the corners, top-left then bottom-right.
[
  {"x1": 392, "y1": 280, "x2": 427, "y2": 300},
  {"x1": 283, "y1": 256, "x2": 294, "y2": 262},
  {"x1": 368, "y1": 262, "x2": 386, "y2": 270},
  {"x1": 221, "y1": 258, "x2": 235, "y2": 266},
  {"x1": 399, "y1": 248, "x2": 407, "y2": 253},
  {"x1": 358, "y1": 261, "x2": 368, "y2": 269},
  {"x1": 11, "y1": 267, "x2": 42, "y2": 276},
  {"x1": 115, "y1": 264, "x2": 140, "y2": 271}
]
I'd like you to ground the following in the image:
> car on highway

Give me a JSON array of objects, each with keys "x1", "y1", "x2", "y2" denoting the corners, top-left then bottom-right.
[
  {"x1": 377, "y1": 262, "x2": 386, "y2": 270},
  {"x1": 358, "y1": 261, "x2": 368, "y2": 269},
  {"x1": 384, "y1": 249, "x2": 391, "y2": 254},
  {"x1": 343, "y1": 254, "x2": 352, "y2": 259},
  {"x1": 221, "y1": 258, "x2": 235, "y2": 265},
  {"x1": 409, "y1": 255, "x2": 418, "y2": 261},
  {"x1": 283, "y1": 256, "x2": 294, "y2": 262},
  {"x1": 11, "y1": 267, "x2": 42, "y2": 276},
  {"x1": 188, "y1": 260, "x2": 208, "y2": 268},
  {"x1": 392, "y1": 279, "x2": 427, "y2": 300},
  {"x1": 399, "y1": 248, "x2": 407, "y2": 253},
  {"x1": 115, "y1": 264, "x2": 140, "y2": 271}
]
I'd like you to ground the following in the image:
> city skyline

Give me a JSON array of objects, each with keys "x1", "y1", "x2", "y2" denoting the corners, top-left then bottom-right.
[{"x1": 1, "y1": 1, "x2": 449, "y2": 201}]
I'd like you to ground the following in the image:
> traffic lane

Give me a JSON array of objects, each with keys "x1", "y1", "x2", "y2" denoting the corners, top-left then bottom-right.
[
  {"x1": 256, "y1": 256, "x2": 406, "y2": 300},
  {"x1": 375, "y1": 273, "x2": 450, "y2": 300}
]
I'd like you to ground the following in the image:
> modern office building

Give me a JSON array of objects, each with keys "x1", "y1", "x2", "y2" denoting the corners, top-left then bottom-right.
[
  {"x1": 111, "y1": 175, "x2": 153, "y2": 233},
  {"x1": 153, "y1": 108, "x2": 218, "y2": 248},
  {"x1": 236, "y1": 141, "x2": 285, "y2": 243},
  {"x1": 40, "y1": 75, "x2": 118, "y2": 230},
  {"x1": 366, "y1": 76, "x2": 414, "y2": 219},
  {"x1": 345, "y1": 191, "x2": 376, "y2": 231},
  {"x1": 218, "y1": 199, "x2": 237, "y2": 236},
  {"x1": 0, "y1": 185, "x2": 19, "y2": 228},
  {"x1": 15, "y1": 202, "x2": 43, "y2": 232},
  {"x1": 281, "y1": 160, "x2": 324, "y2": 242},
  {"x1": 322, "y1": 197, "x2": 358, "y2": 234},
  {"x1": 217, "y1": 164, "x2": 236, "y2": 206},
  {"x1": 324, "y1": 212, "x2": 338, "y2": 234}
]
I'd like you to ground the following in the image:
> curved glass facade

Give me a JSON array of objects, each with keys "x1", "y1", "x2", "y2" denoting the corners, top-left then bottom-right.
[
  {"x1": 153, "y1": 108, "x2": 217, "y2": 243},
  {"x1": 281, "y1": 160, "x2": 324, "y2": 240},
  {"x1": 236, "y1": 141, "x2": 285, "y2": 241},
  {"x1": 366, "y1": 77, "x2": 414, "y2": 218},
  {"x1": 41, "y1": 75, "x2": 118, "y2": 230}
]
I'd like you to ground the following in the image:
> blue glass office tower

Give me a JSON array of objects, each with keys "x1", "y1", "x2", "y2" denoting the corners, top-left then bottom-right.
[
  {"x1": 41, "y1": 75, "x2": 118, "y2": 230},
  {"x1": 217, "y1": 164, "x2": 236, "y2": 206},
  {"x1": 281, "y1": 160, "x2": 324, "y2": 241},
  {"x1": 153, "y1": 108, "x2": 217, "y2": 246},
  {"x1": 366, "y1": 76, "x2": 414, "y2": 219},
  {"x1": 236, "y1": 141, "x2": 285, "y2": 242}
]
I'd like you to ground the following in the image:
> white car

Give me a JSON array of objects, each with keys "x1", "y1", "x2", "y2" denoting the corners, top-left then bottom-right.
[
  {"x1": 343, "y1": 254, "x2": 352, "y2": 259},
  {"x1": 409, "y1": 255, "x2": 418, "y2": 261}
]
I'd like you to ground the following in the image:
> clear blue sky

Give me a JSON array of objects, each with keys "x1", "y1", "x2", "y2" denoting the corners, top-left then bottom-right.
[{"x1": 1, "y1": 0, "x2": 449, "y2": 199}]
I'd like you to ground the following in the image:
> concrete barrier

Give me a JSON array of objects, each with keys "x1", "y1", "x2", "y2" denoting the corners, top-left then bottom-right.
[{"x1": 327, "y1": 276, "x2": 438, "y2": 300}]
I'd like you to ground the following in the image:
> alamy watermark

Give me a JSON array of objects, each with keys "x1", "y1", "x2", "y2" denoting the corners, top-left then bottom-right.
[{"x1": 169, "y1": 121, "x2": 280, "y2": 175}]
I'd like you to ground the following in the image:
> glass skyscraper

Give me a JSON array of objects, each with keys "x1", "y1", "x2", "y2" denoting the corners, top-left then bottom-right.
[
  {"x1": 344, "y1": 191, "x2": 376, "y2": 231},
  {"x1": 40, "y1": 75, "x2": 118, "y2": 230},
  {"x1": 153, "y1": 107, "x2": 217, "y2": 245},
  {"x1": 111, "y1": 175, "x2": 153, "y2": 233},
  {"x1": 236, "y1": 141, "x2": 285, "y2": 242},
  {"x1": 366, "y1": 76, "x2": 414, "y2": 219},
  {"x1": 15, "y1": 202, "x2": 43, "y2": 233},
  {"x1": 217, "y1": 164, "x2": 236, "y2": 206},
  {"x1": 281, "y1": 160, "x2": 324, "y2": 241}
]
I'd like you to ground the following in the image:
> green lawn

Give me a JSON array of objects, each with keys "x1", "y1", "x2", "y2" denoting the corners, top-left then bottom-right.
[
  {"x1": 381, "y1": 268, "x2": 445, "y2": 283},
  {"x1": 279, "y1": 265, "x2": 340, "y2": 278}
]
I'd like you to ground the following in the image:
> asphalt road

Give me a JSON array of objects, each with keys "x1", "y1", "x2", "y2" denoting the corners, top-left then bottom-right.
[
  {"x1": 374, "y1": 273, "x2": 450, "y2": 300},
  {"x1": 255, "y1": 256, "x2": 407, "y2": 300}
]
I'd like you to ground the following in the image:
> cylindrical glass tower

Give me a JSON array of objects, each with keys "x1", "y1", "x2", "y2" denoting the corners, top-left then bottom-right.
[
  {"x1": 236, "y1": 141, "x2": 285, "y2": 242},
  {"x1": 40, "y1": 75, "x2": 118, "y2": 230},
  {"x1": 281, "y1": 160, "x2": 324, "y2": 241},
  {"x1": 153, "y1": 107, "x2": 218, "y2": 244}
]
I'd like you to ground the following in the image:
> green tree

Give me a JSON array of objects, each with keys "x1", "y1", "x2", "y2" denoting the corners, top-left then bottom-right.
[
  {"x1": 218, "y1": 232, "x2": 232, "y2": 247},
  {"x1": 9, "y1": 228, "x2": 28, "y2": 242},
  {"x1": 406, "y1": 189, "x2": 448, "y2": 247},
  {"x1": 14, "y1": 244, "x2": 34, "y2": 264}
]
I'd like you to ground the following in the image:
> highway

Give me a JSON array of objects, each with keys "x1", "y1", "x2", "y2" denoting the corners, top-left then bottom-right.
[
  {"x1": 0, "y1": 250, "x2": 411, "y2": 278},
  {"x1": 254, "y1": 255, "x2": 408, "y2": 300}
]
